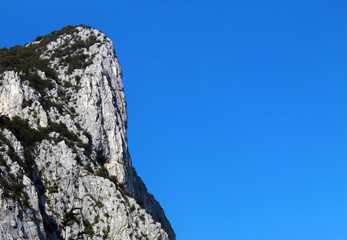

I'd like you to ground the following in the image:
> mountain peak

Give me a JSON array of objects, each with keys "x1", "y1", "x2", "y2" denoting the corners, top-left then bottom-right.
[{"x1": 0, "y1": 25, "x2": 175, "y2": 240}]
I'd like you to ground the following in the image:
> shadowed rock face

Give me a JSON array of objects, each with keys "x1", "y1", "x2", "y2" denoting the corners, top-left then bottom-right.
[{"x1": 0, "y1": 25, "x2": 175, "y2": 240}]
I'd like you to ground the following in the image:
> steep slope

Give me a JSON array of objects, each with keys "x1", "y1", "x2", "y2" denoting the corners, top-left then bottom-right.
[{"x1": 0, "y1": 25, "x2": 175, "y2": 240}]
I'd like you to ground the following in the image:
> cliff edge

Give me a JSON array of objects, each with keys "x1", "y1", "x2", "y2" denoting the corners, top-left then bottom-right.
[{"x1": 0, "y1": 25, "x2": 175, "y2": 240}]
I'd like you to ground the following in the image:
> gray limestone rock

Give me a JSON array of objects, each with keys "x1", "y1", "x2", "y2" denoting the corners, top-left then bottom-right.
[{"x1": 0, "y1": 25, "x2": 175, "y2": 240}]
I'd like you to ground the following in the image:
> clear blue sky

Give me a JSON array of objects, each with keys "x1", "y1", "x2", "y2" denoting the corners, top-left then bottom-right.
[{"x1": 1, "y1": 1, "x2": 347, "y2": 239}]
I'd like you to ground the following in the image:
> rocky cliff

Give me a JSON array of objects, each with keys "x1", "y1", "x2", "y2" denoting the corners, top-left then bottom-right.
[{"x1": 0, "y1": 25, "x2": 175, "y2": 240}]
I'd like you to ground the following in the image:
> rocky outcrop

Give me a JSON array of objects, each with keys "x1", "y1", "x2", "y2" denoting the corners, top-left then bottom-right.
[{"x1": 0, "y1": 25, "x2": 175, "y2": 240}]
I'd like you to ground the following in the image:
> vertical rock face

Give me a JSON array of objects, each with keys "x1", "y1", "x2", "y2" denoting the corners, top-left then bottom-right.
[{"x1": 0, "y1": 25, "x2": 175, "y2": 240}]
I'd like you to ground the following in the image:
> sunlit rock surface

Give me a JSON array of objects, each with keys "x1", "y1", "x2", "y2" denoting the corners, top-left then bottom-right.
[{"x1": 0, "y1": 25, "x2": 175, "y2": 240}]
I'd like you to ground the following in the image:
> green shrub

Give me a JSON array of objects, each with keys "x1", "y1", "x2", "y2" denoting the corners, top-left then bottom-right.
[
  {"x1": 102, "y1": 226, "x2": 110, "y2": 240},
  {"x1": 27, "y1": 73, "x2": 55, "y2": 97},
  {"x1": 83, "y1": 219, "x2": 94, "y2": 235},
  {"x1": 0, "y1": 44, "x2": 58, "y2": 86},
  {"x1": 95, "y1": 167, "x2": 109, "y2": 178},
  {"x1": 130, "y1": 205, "x2": 135, "y2": 212},
  {"x1": 96, "y1": 153, "x2": 106, "y2": 165},
  {"x1": 135, "y1": 197, "x2": 144, "y2": 208},
  {"x1": 22, "y1": 99, "x2": 33, "y2": 108},
  {"x1": 46, "y1": 184, "x2": 59, "y2": 193},
  {"x1": 75, "y1": 155, "x2": 81, "y2": 164},
  {"x1": 65, "y1": 53, "x2": 92, "y2": 74},
  {"x1": 49, "y1": 122, "x2": 78, "y2": 142},
  {"x1": 139, "y1": 215, "x2": 146, "y2": 222},
  {"x1": 118, "y1": 182, "x2": 132, "y2": 197},
  {"x1": 84, "y1": 162, "x2": 94, "y2": 173},
  {"x1": 41, "y1": 99, "x2": 63, "y2": 112},
  {"x1": 0, "y1": 155, "x2": 7, "y2": 166},
  {"x1": 0, "y1": 169, "x2": 29, "y2": 209},
  {"x1": 34, "y1": 36, "x2": 44, "y2": 41},
  {"x1": 75, "y1": 75, "x2": 81, "y2": 84},
  {"x1": 95, "y1": 201, "x2": 104, "y2": 208},
  {"x1": 0, "y1": 116, "x2": 41, "y2": 148},
  {"x1": 0, "y1": 116, "x2": 86, "y2": 171},
  {"x1": 63, "y1": 209, "x2": 80, "y2": 226},
  {"x1": 109, "y1": 175, "x2": 118, "y2": 186},
  {"x1": 0, "y1": 24, "x2": 98, "y2": 95}
]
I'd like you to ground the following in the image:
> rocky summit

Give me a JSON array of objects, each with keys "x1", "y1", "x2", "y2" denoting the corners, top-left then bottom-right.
[{"x1": 0, "y1": 25, "x2": 175, "y2": 240}]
